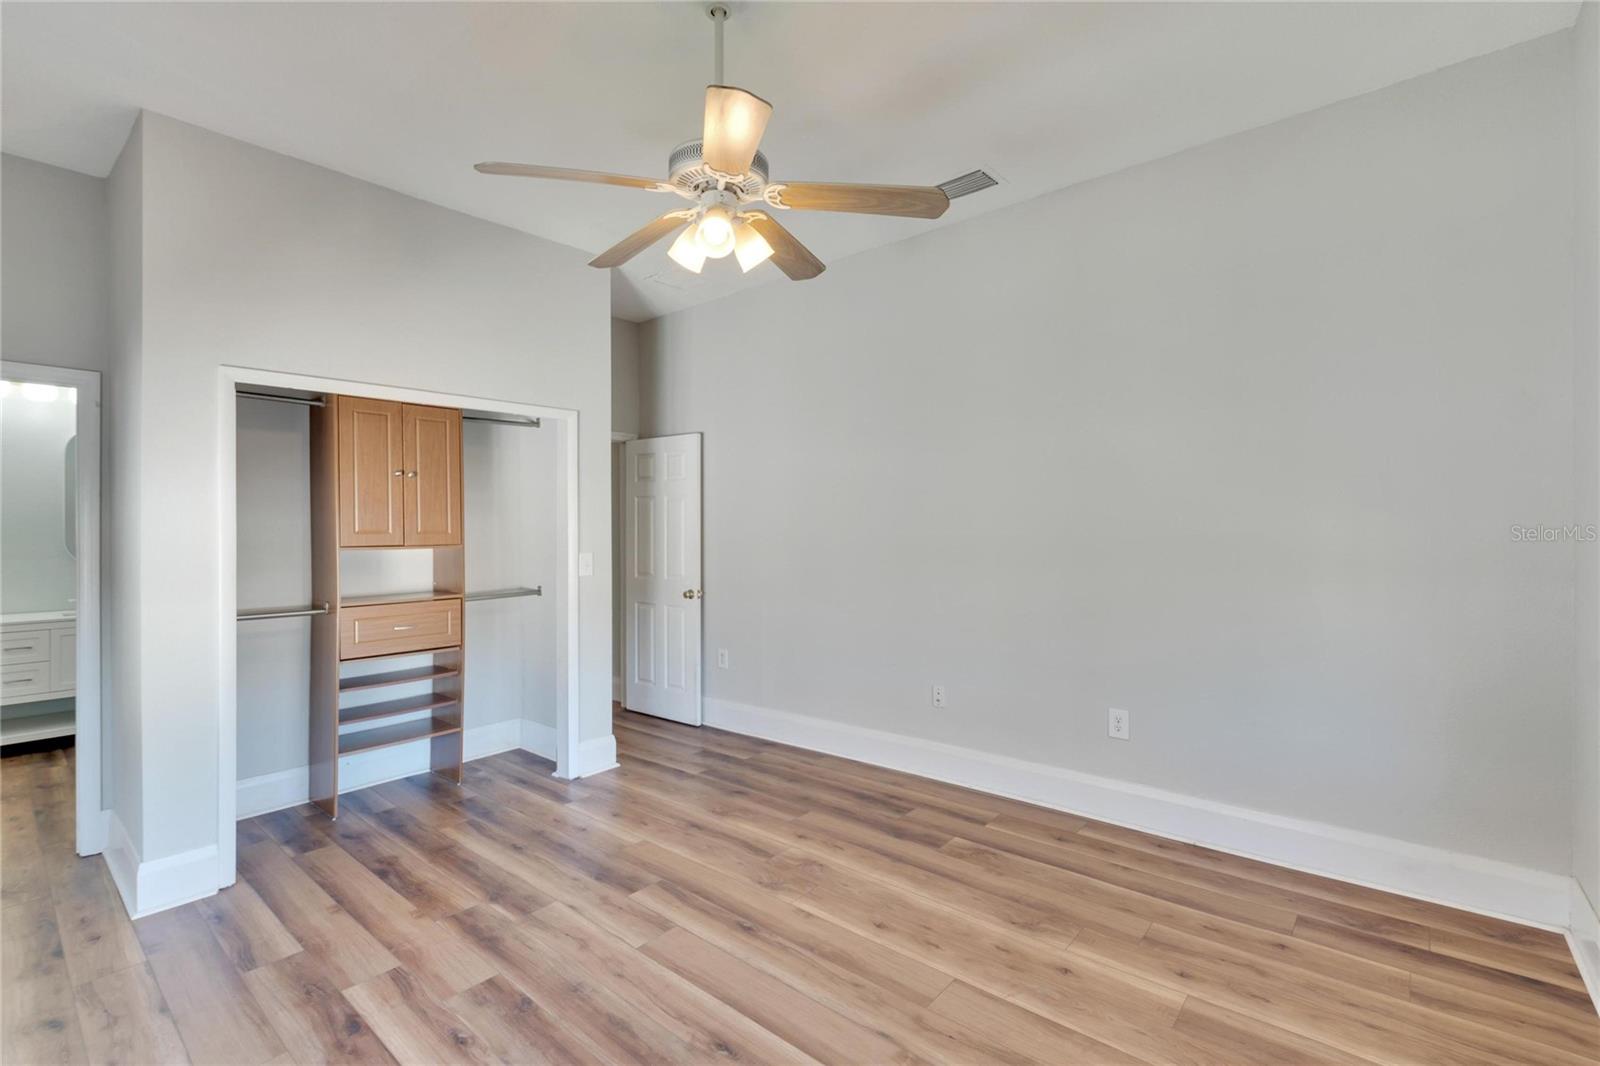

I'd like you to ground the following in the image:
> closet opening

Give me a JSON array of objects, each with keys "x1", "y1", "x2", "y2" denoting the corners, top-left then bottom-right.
[
  {"x1": 0, "y1": 360, "x2": 105, "y2": 858},
  {"x1": 221, "y1": 369, "x2": 578, "y2": 889}
]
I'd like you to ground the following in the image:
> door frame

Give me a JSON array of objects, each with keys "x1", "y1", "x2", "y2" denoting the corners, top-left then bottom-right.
[
  {"x1": 621, "y1": 432, "x2": 704, "y2": 726},
  {"x1": 611, "y1": 431, "x2": 637, "y2": 707},
  {"x1": 0, "y1": 360, "x2": 105, "y2": 856},
  {"x1": 216, "y1": 366, "x2": 582, "y2": 890}
]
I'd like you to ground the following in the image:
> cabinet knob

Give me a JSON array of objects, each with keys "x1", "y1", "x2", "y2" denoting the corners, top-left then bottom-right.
[
  {"x1": 393, "y1": 470, "x2": 404, "y2": 477},
  {"x1": 406, "y1": 471, "x2": 417, "y2": 478}
]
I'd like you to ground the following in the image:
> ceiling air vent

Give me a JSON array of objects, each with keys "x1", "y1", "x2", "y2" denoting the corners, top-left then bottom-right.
[{"x1": 937, "y1": 170, "x2": 999, "y2": 200}]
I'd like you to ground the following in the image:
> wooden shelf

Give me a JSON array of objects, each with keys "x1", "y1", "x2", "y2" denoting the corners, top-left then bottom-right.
[
  {"x1": 339, "y1": 664, "x2": 460, "y2": 694},
  {"x1": 332, "y1": 645, "x2": 455, "y2": 670},
  {"x1": 340, "y1": 590, "x2": 461, "y2": 609},
  {"x1": 338, "y1": 693, "x2": 458, "y2": 726},
  {"x1": 338, "y1": 716, "x2": 461, "y2": 756}
]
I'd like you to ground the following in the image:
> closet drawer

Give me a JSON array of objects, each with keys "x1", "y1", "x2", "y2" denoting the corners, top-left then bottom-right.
[
  {"x1": 1, "y1": 628, "x2": 51, "y2": 665},
  {"x1": 2, "y1": 662, "x2": 52, "y2": 700},
  {"x1": 339, "y1": 599, "x2": 461, "y2": 660}
]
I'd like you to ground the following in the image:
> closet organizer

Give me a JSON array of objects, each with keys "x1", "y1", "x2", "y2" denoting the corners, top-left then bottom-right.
[{"x1": 308, "y1": 396, "x2": 467, "y2": 817}]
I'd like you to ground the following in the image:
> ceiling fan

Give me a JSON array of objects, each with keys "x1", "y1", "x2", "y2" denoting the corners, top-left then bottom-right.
[{"x1": 475, "y1": 4, "x2": 951, "y2": 281}]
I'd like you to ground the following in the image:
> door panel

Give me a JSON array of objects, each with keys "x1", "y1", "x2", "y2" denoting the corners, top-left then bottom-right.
[
  {"x1": 403, "y1": 404, "x2": 462, "y2": 546},
  {"x1": 338, "y1": 397, "x2": 405, "y2": 546},
  {"x1": 623, "y1": 433, "x2": 702, "y2": 725}
]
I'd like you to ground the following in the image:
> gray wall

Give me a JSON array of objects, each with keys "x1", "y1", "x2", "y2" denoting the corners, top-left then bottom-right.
[
  {"x1": 640, "y1": 33, "x2": 1578, "y2": 872},
  {"x1": 1, "y1": 153, "x2": 110, "y2": 372},
  {"x1": 612, "y1": 319, "x2": 641, "y2": 436},
  {"x1": 107, "y1": 121, "x2": 144, "y2": 844},
  {"x1": 111, "y1": 112, "x2": 610, "y2": 863},
  {"x1": 612, "y1": 318, "x2": 641, "y2": 694},
  {"x1": 1573, "y1": 1, "x2": 1600, "y2": 914}
]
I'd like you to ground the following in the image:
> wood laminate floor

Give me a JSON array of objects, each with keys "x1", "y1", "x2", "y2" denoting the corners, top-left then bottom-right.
[{"x1": 3, "y1": 711, "x2": 1597, "y2": 1065}]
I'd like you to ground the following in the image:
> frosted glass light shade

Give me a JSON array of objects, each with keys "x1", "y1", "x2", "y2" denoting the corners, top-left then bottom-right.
[
  {"x1": 667, "y1": 225, "x2": 707, "y2": 273},
  {"x1": 733, "y1": 221, "x2": 774, "y2": 272}
]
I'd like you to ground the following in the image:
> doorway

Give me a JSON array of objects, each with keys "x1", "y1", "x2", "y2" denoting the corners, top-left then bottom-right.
[
  {"x1": 0, "y1": 361, "x2": 105, "y2": 857},
  {"x1": 218, "y1": 366, "x2": 582, "y2": 890}
]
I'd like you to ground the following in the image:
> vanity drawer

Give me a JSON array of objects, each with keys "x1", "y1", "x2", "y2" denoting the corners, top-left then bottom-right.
[
  {"x1": 1, "y1": 628, "x2": 50, "y2": 665},
  {"x1": 339, "y1": 599, "x2": 461, "y2": 660},
  {"x1": 2, "y1": 662, "x2": 52, "y2": 700}
]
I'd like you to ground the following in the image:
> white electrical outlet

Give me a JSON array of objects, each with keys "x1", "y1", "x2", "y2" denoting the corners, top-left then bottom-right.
[
  {"x1": 1109, "y1": 707, "x2": 1130, "y2": 740},
  {"x1": 717, "y1": 648, "x2": 730, "y2": 669},
  {"x1": 932, "y1": 684, "x2": 947, "y2": 709}
]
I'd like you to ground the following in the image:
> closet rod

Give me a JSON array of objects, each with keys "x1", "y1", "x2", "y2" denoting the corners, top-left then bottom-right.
[
  {"x1": 465, "y1": 586, "x2": 542, "y2": 602},
  {"x1": 463, "y1": 413, "x2": 541, "y2": 429},
  {"x1": 236, "y1": 390, "x2": 326, "y2": 408},
  {"x1": 238, "y1": 603, "x2": 330, "y2": 621}
]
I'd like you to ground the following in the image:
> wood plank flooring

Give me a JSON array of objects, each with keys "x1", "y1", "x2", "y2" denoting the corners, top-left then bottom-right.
[{"x1": 3, "y1": 711, "x2": 1596, "y2": 1064}]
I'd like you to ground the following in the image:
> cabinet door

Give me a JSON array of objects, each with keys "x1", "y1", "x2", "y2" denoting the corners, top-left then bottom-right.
[
  {"x1": 337, "y1": 397, "x2": 405, "y2": 547},
  {"x1": 402, "y1": 404, "x2": 462, "y2": 546},
  {"x1": 50, "y1": 627, "x2": 75, "y2": 694}
]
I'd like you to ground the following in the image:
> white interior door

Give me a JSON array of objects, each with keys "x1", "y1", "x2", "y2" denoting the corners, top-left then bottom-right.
[{"x1": 623, "y1": 433, "x2": 702, "y2": 725}]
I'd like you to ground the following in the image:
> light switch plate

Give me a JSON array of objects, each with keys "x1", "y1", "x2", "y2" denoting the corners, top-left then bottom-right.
[{"x1": 577, "y1": 552, "x2": 594, "y2": 577}]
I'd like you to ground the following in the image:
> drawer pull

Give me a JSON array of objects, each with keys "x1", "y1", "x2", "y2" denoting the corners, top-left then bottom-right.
[{"x1": 391, "y1": 625, "x2": 417, "y2": 631}]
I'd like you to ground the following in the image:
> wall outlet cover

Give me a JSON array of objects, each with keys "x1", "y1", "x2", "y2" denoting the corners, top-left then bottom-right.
[
  {"x1": 717, "y1": 648, "x2": 730, "y2": 669},
  {"x1": 1109, "y1": 707, "x2": 1130, "y2": 740}
]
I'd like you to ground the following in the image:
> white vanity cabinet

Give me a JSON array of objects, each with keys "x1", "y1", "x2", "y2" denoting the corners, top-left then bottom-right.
[{"x1": 0, "y1": 613, "x2": 76, "y2": 744}]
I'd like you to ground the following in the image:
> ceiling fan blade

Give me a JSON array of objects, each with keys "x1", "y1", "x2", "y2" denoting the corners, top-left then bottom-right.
[
  {"x1": 743, "y1": 213, "x2": 825, "y2": 281},
  {"x1": 702, "y1": 86, "x2": 772, "y2": 176},
  {"x1": 589, "y1": 214, "x2": 692, "y2": 269},
  {"x1": 475, "y1": 162, "x2": 668, "y2": 192},
  {"x1": 772, "y1": 181, "x2": 950, "y2": 219}
]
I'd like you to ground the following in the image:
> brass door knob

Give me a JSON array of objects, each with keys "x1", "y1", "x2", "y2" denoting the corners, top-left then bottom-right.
[{"x1": 682, "y1": 589, "x2": 702, "y2": 600}]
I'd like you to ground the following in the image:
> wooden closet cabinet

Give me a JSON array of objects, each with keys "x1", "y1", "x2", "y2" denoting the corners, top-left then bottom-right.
[{"x1": 335, "y1": 397, "x2": 462, "y2": 547}]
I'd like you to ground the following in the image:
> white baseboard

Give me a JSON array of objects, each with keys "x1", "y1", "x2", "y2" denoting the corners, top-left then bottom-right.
[
  {"x1": 521, "y1": 719, "x2": 557, "y2": 760},
  {"x1": 572, "y1": 733, "x2": 619, "y2": 778},
  {"x1": 236, "y1": 766, "x2": 312, "y2": 820},
  {"x1": 463, "y1": 717, "x2": 523, "y2": 761},
  {"x1": 704, "y1": 697, "x2": 1574, "y2": 932},
  {"x1": 102, "y1": 810, "x2": 220, "y2": 919},
  {"x1": 237, "y1": 718, "x2": 536, "y2": 820},
  {"x1": 1571, "y1": 881, "x2": 1600, "y2": 1012},
  {"x1": 103, "y1": 810, "x2": 139, "y2": 916}
]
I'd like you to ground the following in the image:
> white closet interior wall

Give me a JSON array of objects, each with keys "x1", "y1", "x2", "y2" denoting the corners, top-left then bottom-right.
[{"x1": 235, "y1": 398, "x2": 558, "y2": 799}]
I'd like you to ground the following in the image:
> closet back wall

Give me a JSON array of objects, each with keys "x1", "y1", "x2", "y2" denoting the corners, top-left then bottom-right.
[{"x1": 236, "y1": 400, "x2": 559, "y2": 792}]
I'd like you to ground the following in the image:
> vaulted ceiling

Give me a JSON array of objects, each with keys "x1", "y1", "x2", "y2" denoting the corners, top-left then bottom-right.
[{"x1": 2, "y1": 2, "x2": 1578, "y2": 320}]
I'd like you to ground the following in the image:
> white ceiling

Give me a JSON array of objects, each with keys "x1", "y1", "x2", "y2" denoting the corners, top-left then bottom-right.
[{"x1": 1, "y1": 2, "x2": 1578, "y2": 321}]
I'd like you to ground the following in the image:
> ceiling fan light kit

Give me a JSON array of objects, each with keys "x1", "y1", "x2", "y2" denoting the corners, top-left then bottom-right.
[{"x1": 474, "y1": 3, "x2": 955, "y2": 281}]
